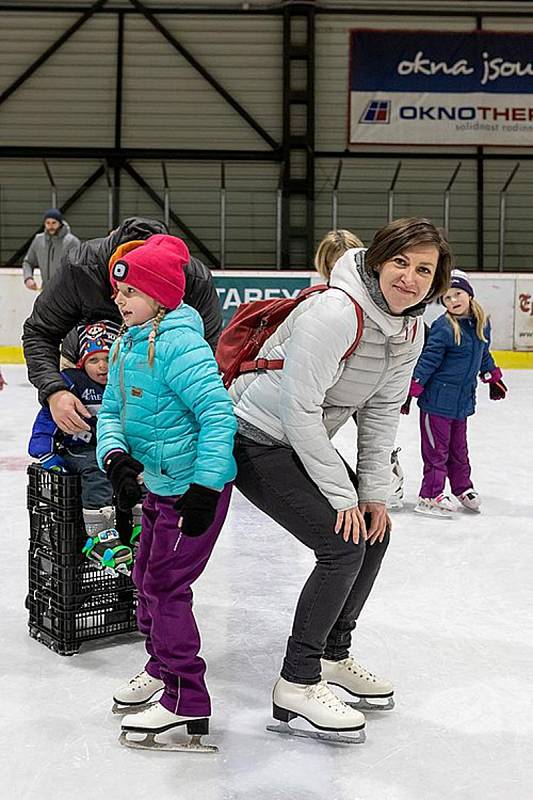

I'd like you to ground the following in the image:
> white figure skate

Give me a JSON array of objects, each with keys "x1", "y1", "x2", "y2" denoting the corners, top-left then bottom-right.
[
  {"x1": 321, "y1": 656, "x2": 394, "y2": 712},
  {"x1": 457, "y1": 489, "x2": 481, "y2": 513},
  {"x1": 119, "y1": 702, "x2": 217, "y2": 753},
  {"x1": 266, "y1": 678, "x2": 366, "y2": 744},
  {"x1": 414, "y1": 493, "x2": 455, "y2": 518},
  {"x1": 112, "y1": 669, "x2": 165, "y2": 715},
  {"x1": 387, "y1": 448, "x2": 404, "y2": 510}
]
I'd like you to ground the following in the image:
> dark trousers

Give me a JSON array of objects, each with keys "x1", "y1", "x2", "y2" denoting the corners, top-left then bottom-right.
[
  {"x1": 133, "y1": 485, "x2": 232, "y2": 717},
  {"x1": 234, "y1": 434, "x2": 389, "y2": 685},
  {"x1": 63, "y1": 446, "x2": 114, "y2": 509}
]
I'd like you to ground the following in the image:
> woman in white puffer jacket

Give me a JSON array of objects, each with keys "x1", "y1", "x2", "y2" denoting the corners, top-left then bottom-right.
[{"x1": 231, "y1": 217, "x2": 451, "y2": 742}]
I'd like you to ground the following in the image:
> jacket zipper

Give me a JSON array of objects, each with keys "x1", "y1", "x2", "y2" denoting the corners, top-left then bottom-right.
[{"x1": 119, "y1": 338, "x2": 132, "y2": 429}]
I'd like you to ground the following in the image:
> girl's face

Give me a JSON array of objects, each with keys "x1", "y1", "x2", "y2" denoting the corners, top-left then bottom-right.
[
  {"x1": 442, "y1": 288, "x2": 471, "y2": 316},
  {"x1": 84, "y1": 352, "x2": 109, "y2": 385},
  {"x1": 114, "y1": 282, "x2": 160, "y2": 326},
  {"x1": 377, "y1": 244, "x2": 438, "y2": 315}
]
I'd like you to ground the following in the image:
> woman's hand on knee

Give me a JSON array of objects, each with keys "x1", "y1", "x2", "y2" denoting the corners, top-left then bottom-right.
[
  {"x1": 335, "y1": 506, "x2": 367, "y2": 545},
  {"x1": 358, "y1": 502, "x2": 390, "y2": 545}
]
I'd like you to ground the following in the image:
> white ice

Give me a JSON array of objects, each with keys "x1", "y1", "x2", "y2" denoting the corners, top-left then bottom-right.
[{"x1": 1, "y1": 364, "x2": 532, "y2": 800}]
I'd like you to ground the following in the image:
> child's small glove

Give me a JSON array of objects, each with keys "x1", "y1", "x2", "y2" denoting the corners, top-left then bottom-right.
[
  {"x1": 481, "y1": 368, "x2": 507, "y2": 401},
  {"x1": 400, "y1": 396, "x2": 412, "y2": 415},
  {"x1": 40, "y1": 454, "x2": 68, "y2": 473},
  {"x1": 174, "y1": 484, "x2": 220, "y2": 538},
  {"x1": 104, "y1": 451, "x2": 144, "y2": 510},
  {"x1": 400, "y1": 379, "x2": 424, "y2": 415},
  {"x1": 489, "y1": 379, "x2": 507, "y2": 401}
]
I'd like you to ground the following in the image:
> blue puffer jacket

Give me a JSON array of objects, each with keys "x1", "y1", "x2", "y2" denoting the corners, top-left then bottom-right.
[
  {"x1": 414, "y1": 313, "x2": 496, "y2": 420},
  {"x1": 96, "y1": 305, "x2": 237, "y2": 496}
]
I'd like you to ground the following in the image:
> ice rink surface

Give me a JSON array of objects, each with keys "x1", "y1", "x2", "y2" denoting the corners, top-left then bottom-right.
[{"x1": 1, "y1": 364, "x2": 532, "y2": 800}]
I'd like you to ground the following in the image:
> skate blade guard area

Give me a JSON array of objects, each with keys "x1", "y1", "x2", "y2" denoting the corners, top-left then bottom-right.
[
  {"x1": 266, "y1": 719, "x2": 366, "y2": 745},
  {"x1": 119, "y1": 732, "x2": 218, "y2": 753},
  {"x1": 26, "y1": 465, "x2": 138, "y2": 656},
  {"x1": 346, "y1": 695, "x2": 395, "y2": 712},
  {"x1": 119, "y1": 716, "x2": 218, "y2": 753},
  {"x1": 267, "y1": 706, "x2": 366, "y2": 745}
]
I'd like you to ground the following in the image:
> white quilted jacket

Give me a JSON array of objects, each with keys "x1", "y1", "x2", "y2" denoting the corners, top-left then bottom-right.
[{"x1": 230, "y1": 249, "x2": 424, "y2": 510}]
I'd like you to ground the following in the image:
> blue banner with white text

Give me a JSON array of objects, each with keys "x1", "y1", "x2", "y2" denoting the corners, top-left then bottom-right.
[{"x1": 349, "y1": 30, "x2": 533, "y2": 146}]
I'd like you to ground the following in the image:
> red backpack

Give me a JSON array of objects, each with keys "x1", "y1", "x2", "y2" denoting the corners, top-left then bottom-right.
[{"x1": 216, "y1": 284, "x2": 364, "y2": 389}]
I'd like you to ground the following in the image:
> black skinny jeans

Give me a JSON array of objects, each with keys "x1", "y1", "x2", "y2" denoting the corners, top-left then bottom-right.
[{"x1": 234, "y1": 433, "x2": 390, "y2": 685}]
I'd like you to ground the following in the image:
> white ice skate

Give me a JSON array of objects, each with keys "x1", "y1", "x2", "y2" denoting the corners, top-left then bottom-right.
[
  {"x1": 112, "y1": 669, "x2": 165, "y2": 715},
  {"x1": 266, "y1": 678, "x2": 366, "y2": 744},
  {"x1": 386, "y1": 448, "x2": 404, "y2": 510},
  {"x1": 457, "y1": 489, "x2": 481, "y2": 513},
  {"x1": 414, "y1": 493, "x2": 455, "y2": 519},
  {"x1": 119, "y1": 702, "x2": 217, "y2": 753},
  {"x1": 321, "y1": 656, "x2": 394, "y2": 712}
]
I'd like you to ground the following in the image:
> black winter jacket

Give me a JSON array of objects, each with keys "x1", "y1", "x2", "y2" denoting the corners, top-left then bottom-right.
[{"x1": 23, "y1": 217, "x2": 222, "y2": 405}]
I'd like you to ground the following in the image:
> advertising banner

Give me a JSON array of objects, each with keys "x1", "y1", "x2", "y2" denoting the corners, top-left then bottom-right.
[
  {"x1": 213, "y1": 273, "x2": 310, "y2": 327},
  {"x1": 349, "y1": 29, "x2": 533, "y2": 146},
  {"x1": 514, "y1": 278, "x2": 533, "y2": 351}
]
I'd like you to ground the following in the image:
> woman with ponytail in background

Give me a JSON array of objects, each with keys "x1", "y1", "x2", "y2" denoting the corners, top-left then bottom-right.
[
  {"x1": 402, "y1": 269, "x2": 507, "y2": 518},
  {"x1": 96, "y1": 234, "x2": 236, "y2": 752}
]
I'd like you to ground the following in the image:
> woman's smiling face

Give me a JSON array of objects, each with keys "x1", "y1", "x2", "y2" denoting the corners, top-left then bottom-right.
[{"x1": 377, "y1": 244, "x2": 439, "y2": 314}]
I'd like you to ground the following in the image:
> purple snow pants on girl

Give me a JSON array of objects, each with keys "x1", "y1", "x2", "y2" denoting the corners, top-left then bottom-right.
[
  {"x1": 132, "y1": 484, "x2": 232, "y2": 718},
  {"x1": 419, "y1": 411, "x2": 473, "y2": 499}
]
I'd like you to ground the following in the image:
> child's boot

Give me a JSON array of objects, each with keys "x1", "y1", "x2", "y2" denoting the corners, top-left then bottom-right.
[
  {"x1": 130, "y1": 503, "x2": 143, "y2": 552},
  {"x1": 457, "y1": 489, "x2": 481, "y2": 513},
  {"x1": 82, "y1": 506, "x2": 133, "y2": 576}
]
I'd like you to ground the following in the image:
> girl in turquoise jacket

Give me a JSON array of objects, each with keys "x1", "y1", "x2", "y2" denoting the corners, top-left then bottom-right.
[{"x1": 96, "y1": 234, "x2": 236, "y2": 753}]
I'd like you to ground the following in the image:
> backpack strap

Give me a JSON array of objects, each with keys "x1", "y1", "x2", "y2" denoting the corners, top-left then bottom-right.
[
  {"x1": 338, "y1": 291, "x2": 364, "y2": 360},
  {"x1": 239, "y1": 357, "x2": 285, "y2": 374}
]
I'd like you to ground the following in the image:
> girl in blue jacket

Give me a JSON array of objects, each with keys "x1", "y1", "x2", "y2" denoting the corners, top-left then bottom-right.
[
  {"x1": 96, "y1": 234, "x2": 237, "y2": 752},
  {"x1": 402, "y1": 270, "x2": 507, "y2": 518}
]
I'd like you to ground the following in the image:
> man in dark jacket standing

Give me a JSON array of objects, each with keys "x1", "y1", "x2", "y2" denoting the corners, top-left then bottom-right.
[
  {"x1": 23, "y1": 208, "x2": 80, "y2": 290},
  {"x1": 23, "y1": 217, "x2": 222, "y2": 435}
]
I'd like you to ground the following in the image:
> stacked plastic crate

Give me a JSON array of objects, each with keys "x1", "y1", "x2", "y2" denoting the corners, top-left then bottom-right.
[{"x1": 26, "y1": 464, "x2": 137, "y2": 655}]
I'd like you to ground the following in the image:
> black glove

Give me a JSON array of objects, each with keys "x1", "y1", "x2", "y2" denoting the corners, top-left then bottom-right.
[
  {"x1": 104, "y1": 451, "x2": 144, "y2": 511},
  {"x1": 174, "y1": 483, "x2": 220, "y2": 538},
  {"x1": 489, "y1": 379, "x2": 507, "y2": 401},
  {"x1": 400, "y1": 396, "x2": 412, "y2": 415}
]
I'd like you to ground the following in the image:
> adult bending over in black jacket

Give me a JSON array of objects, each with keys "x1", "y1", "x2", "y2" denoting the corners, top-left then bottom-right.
[{"x1": 23, "y1": 217, "x2": 222, "y2": 435}]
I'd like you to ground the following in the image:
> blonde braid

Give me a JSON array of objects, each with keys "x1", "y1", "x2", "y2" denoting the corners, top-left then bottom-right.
[
  {"x1": 112, "y1": 322, "x2": 128, "y2": 363},
  {"x1": 148, "y1": 307, "x2": 167, "y2": 367}
]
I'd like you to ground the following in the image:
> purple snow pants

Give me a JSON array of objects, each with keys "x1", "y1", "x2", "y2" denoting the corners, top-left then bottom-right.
[
  {"x1": 132, "y1": 484, "x2": 232, "y2": 717},
  {"x1": 419, "y1": 411, "x2": 473, "y2": 499}
]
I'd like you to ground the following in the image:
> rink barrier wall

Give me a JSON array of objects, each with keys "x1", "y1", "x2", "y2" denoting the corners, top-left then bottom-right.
[{"x1": 1, "y1": 268, "x2": 533, "y2": 367}]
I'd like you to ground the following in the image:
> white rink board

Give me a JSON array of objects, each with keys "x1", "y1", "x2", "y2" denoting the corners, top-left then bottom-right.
[{"x1": 0, "y1": 267, "x2": 526, "y2": 351}]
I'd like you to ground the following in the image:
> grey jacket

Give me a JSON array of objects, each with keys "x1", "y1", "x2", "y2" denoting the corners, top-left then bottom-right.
[
  {"x1": 22, "y1": 221, "x2": 80, "y2": 284},
  {"x1": 230, "y1": 249, "x2": 425, "y2": 510}
]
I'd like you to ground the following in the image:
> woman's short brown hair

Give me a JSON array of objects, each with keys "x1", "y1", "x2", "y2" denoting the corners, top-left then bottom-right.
[
  {"x1": 314, "y1": 229, "x2": 364, "y2": 281},
  {"x1": 365, "y1": 217, "x2": 452, "y2": 304}
]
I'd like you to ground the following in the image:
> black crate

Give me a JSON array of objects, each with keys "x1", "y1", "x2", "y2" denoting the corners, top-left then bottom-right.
[
  {"x1": 28, "y1": 545, "x2": 134, "y2": 601},
  {"x1": 27, "y1": 585, "x2": 137, "y2": 656},
  {"x1": 29, "y1": 507, "x2": 85, "y2": 555},
  {"x1": 26, "y1": 464, "x2": 138, "y2": 655},
  {"x1": 27, "y1": 464, "x2": 82, "y2": 515}
]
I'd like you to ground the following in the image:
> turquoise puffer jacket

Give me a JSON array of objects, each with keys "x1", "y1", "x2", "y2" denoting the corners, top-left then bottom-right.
[{"x1": 96, "y1": 304, "x2": 237, "y2": 496}]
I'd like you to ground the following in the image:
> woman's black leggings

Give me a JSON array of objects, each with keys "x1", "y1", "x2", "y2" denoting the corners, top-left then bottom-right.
[{"x1": 234, "y1": 433, "x2": 390, "y2": 684}]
